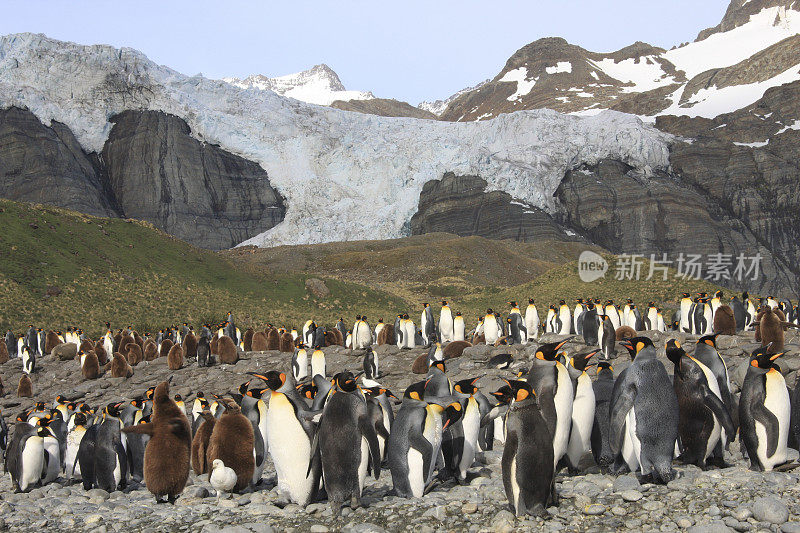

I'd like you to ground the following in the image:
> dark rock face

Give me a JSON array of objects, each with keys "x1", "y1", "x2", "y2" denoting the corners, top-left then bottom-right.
[
  {"x1": 0, "y1": 107, "x2": 285, "y2": 250},
  {"x1": 696, "y1": 0, "x2": 794, "y2": 40},
  {"x1": 101, "y1": 111, "x2": 285, "y2": 250},
  {"x1": 0, "y1": 107, "x2": 118, "y2": 217},
  {"x1": 553, "y1": 159, "x2": 794, "y2": 296},
  {"x1": 409, "y1": 172, "x2": 582, "y2": 243}
]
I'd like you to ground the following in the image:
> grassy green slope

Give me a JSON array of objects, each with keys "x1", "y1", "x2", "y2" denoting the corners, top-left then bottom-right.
[{"x1": 0, "y1": 200, "x2": 404, "y2": 336}]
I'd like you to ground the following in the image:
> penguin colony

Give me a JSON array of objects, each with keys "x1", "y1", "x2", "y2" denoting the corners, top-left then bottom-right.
[{"x1": 1, "y1": 292, "x2": 799, "y2": 519}]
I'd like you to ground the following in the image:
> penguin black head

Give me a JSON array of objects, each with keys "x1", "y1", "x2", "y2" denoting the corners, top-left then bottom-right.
[
  {"x1": 402, "y1": 313, "x2": 409, "y2": 320},
  {"x1": 297, "y1": 382, "x2": 318, "y2": 400},
  {"x1": 620, "y1": 336, "x2": 655, "y2": 360},
  {"x1": 49, "y1": 408, "x2": 63, "y2": 421},
  {"x1": 534, "y1": 339, "x2": 570, "y2": 361},
  {"x1": 403, "y1": 380, "x2": 426, "y2": 401},
  {"x1": 174, "y1": 394, "x2": 183, "y2": 403},
  {"x1": 596, "y1": 361, "x2": 613, "y2": 375},
  {"x1": 508, "y1": 301, "x2": 517, "y2": 308},
  {"x1": 502, "y1": 379, "x2": 535, "y2": 403},
  {"x1": 36, "y1": 426, "x2": 53, "y2": 439},
  {"x1": 428, "y1": 360, "x2": 446, "y2": 374},
  {"x1": 73, "y1": 412, "x2": 88, "y2": 427},
  {"x1": 442, "y1": 301, "x2": 448, "y2": 306},
  {"x1": 130, "y1": 398, "x2": 144, "y2": 409},
  {"x1": 34, "y1": 401, "x2": 46, "y2": 411},
  {"x1": 528, "y1": 298, "x2": 534, "y2": 304},
  {"x1": 145, "y1": 386, "x2": 156, "y2": 400},
  {"x1": 665, "y1": 339, "x2": 685, "y2": 367},
  {"x1": 698, "y1": 334, "x2": 719, "y2": 348},
  {"x1": 78, "y1": 403, "x2": 93, "y2": 414},
  {"x1": 332, "y1": 371, "x2": 357, "y2": 392},
  {"x1": 442, "y1": 402, "x2": 463, "y2": 430},
  {"x1": 246, "y1": 387, "x2": 267, "y2": 399},
  {"x1": 104, "y1": 402, "x2": 123, "y2": 418},
  {"x1": 490, "y1": 385, "x2": 514, "y2": 406},
  {"x1": 238, "y1": 380, "x2": 252, "y2": 395},
  {"x1": 455, "y1": 311, "x2": 462, "y2": 317},
  {"x1": 750, "y1": 345, "x2": 784, "y2": 371},
  {"x1": 453, "y1": 377, "x2": 480, "y2": 395},
  {"x1": 571, "y1": 350, "x2": 598, "y2": 372},
  {"x1": 249, "y1": 370, "x2": 286, "y2": 391}
]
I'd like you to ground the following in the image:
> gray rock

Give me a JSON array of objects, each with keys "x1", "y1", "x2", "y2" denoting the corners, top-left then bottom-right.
[
  {"x1": 686, "y1": 521, "x2": 734, "y2": 533},
  {"x1": 613, "y1": 475, "x2": 641, "y2": 493},
  {"x1": 751, "y1": 496, "x2": 789, "y2": 524},
  {"x1": 621, "y1": 490, "x2": 643, "y2": 502},
  {"x1": 583, "y1": 504, "x2": 606, "y2": 516}
]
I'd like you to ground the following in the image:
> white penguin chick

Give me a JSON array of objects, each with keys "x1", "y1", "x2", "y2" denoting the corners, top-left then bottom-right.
[{"x1": 210, "y1": 459, "x2": 237, "y2": 500}]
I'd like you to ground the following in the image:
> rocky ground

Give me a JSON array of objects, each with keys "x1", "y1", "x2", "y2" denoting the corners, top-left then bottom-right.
[{"x1": 1, "y1": 328, "x2": 800, "y2": 532}]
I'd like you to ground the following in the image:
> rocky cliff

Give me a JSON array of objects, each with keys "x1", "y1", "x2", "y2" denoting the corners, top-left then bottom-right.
[{"x1": 0, "y1": 107, "x2": 285, "y2": 250}]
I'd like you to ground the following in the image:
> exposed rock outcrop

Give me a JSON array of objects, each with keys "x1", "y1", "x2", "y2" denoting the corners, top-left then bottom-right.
[
  {"x1": 101, "y1": 110, "x2": 285, "y2": 250},
  {"x1": 331, "y1": 98, "x2": 437, "y2": 120},
  {"x1": 0, "y1": 107, "x2": 118, "y2": 217},
  {"x1": 409, "y1": 172, "x2": 582, "y2": 243}
]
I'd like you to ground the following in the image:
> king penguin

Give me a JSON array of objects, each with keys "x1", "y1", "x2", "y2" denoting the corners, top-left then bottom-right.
[
  {"x1": 525, "y1": 299, "x2": 540, "y2": 342},
  {"x1": 439, "y1": 301, "x2": 454, "y2": 343},
  {"x1": 610, "y1": 337, "x2": 678, "y2": 483},
  {"x1": 564, "y1": 349, "x2": 599, "y2": 472}
]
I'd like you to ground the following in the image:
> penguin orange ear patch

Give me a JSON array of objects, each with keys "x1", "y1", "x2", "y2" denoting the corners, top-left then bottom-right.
[
  {"x1": 704, "y1": 339, "x2": 714, "y2": 346},
  {"x1": 636, "y1": 341, "x2": 645, "y2": 352},
  {"x1": 409, "y1": 391, "x2": 421, "y2": 401},
  {"x1": 535, "y1": 351, "x2": 545, "y2": 360},
  {"x1": 516, "y1": 389, "x2": 529, "y2": 401}
]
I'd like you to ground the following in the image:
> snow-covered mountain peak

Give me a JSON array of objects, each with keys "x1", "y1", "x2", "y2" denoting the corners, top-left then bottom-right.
[{"x1": 223, "y1": 63, "x2": 374, "y2": 106}]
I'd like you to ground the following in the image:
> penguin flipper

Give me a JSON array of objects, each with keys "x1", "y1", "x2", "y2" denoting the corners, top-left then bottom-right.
[
  {"x1": 358, "y1": 415, "x2": 382, "y2": 480},
  {"x1": 609, "y1": 383, "x2": 636, "y2": 457},
  {"x1": 701, "y1": 388, "x2": 735, "y2": 439},
  {"x1": 306, "y1": 429, "x2": 320, "y2": 478},
  {"x1": 751, "y1": 401, "x2": 781, "y2": 459},
  {"x1": 42, "y1": 450, "x2": 51, "y2": 480}
]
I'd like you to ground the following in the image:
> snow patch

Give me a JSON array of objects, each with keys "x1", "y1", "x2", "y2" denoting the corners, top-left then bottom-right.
[
  {"x1": 589, "y1": 56, "x2": 675, "y2": 93},
  {"x1": 546, "y1": 62, "x2": 573, "y2": 74},
  {"x1": 500, "y1": 68, "x2": 538, "y2": 101},
  {"x1": 734, "y1": 140, "x2": 770, "y2": 147}
]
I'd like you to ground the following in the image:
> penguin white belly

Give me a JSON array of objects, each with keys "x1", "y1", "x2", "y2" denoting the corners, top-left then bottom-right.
[
  {"x1": 440, "y1": 310, "x2": 453, "y2": 342},
  {"x1": 494, "y1": 416, "x2": 506, "y2": 444},
  {"x1": 566, "y1": 375, "x2": 595, "y2": 466},
  {"x1": 510, "y1": 455, "x2": 521, "y2": 513},
  {"x1": 525, "y1": 309, "x2": 539, "y2": 340},
  {"x1": 484, "y1": 320, "x2": 499, "y2": 345},
  {"x1": 357, "y1": 323, "x2": 371, "y2": 349},
  {"x1": 703, "y1": 308, "x2": 713, "y2": 334},
  {"x1": 295, "y1": 351, "x2": 308, "y2": 381},
  {"x1": 403, "y1": 322, "x2": 415, "y2": 348},
  {"x1": 458, "y1": 399, "x2": 481, "y2": 478},
  {"x1": 680, "y1": 302, "x2": 691, "y2": 332},
  {"x1": 597, "y1": 322, "x2": 605, "y2": 350},
  {"x1": 608, "y1": 310, "x2": 620, "y2": 330},
  {"x1": 113, "y1": 452, "x2": 123, "y2": 488},
  {"x1": 42, "y1": 438, "x2": 60, "y2": 484},
  {"x1": 693, "y1": 358, "x2": 723, "y2": 457},
  {"x1": 552, "y1": 365, "x2": 574, "y2": 467},
  {"x1": 66, "y1": 430, "x2": 84, "y2": 478},
  {"x1": 453, "y1": 319, "x2": 465, "y2": 342},
  {"x1": 756, "y1": 371, "x2": 790, "y2": 471},
  {"x1": 358, "y1": 437, "x2": 369, "y2": 494},
  {"x1": 311, "y1": 353, "x2": 326, "y2": 378},
  {"x1": 252, "y1": 447, "x2": 265, "y2": 485},
  {"x1": 267, "y1": 395, "x2": 315, "y2": 504},
  {"x1": 622, "y1": 407, "x2": 641, "y2": 473},
  {"x1": 422, "y1": 406, "x2": 443, "y2": 485},
  {"x1": 20, "y1": 437, "x2": 44, "y2": 491},
  {"x1": 558, "y1": 310, "x2": 571, "y2": 334},
  {"x1": 103, "y1": 336, "x2": 113, "y2": 356},
  {"x1": 407, "y1": 448, "x2": 425, "y2": 498}
]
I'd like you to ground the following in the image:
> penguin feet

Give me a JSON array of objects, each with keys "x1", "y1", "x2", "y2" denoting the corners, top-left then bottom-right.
[{"x1": 350, "y1": 495, "x2": 360, "y2": 510}]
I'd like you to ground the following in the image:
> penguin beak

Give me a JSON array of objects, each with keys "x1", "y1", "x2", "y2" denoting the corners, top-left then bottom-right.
[{"x1": 770, "y1": 352, "x2": 785, "y2": 361}]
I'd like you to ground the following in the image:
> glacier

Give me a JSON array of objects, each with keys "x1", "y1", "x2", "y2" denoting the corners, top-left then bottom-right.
[{"x1": 0, "y1": 33, "x2": 673, "y2": 247}]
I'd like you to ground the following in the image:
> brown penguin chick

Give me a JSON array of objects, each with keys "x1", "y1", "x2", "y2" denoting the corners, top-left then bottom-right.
[
  {"x1": 143, "y1": 340, "x2": 158, "y2": 361},
  {"x1": 206, "y1": 402, "x2": 254, "y2": 492},
  {"x1": 615, "y1": 325, "x2": 637, "y2": 340},
  {"x1": 471, "y1": 333, "x2": 486, "y2": 345},
  {"x1": 80, "y1": 350, "x2": 100, "y2": 379},
  {"x1": 44, "y1": 331, "x2": 61, "y2": 354},
  {"x1": 110, "y1": 351, "x2": 134, "y2": 378},
  {"x1": 243, "y1": 328, "x2": 255, "y2": 351},
  {"x1": 0, "y1": 341, "x2": 8, "y2": 364},
  {"x1": 210, "y1": 334, "x2": 219, "y2": 355},
  {"x1": 17, "y1": 375, "x2": 32, "y2": 397},
  {"x1": 159, "y1": 339, "x2": 174, "y2": 359},
  {"x1": 217, "y1": 336, "x2": 238, "y2": 364},
  {"x1": 443, "y1": 340, "x2": 472, "y2": 360},
  {"x1": 152, "y1": 379, "x2": 191, "y2": 426},
  {"x1": 332, "y1": 328, "x2": 344, "y2": 346},
  {"x1": 281, "y1": 332, "x2": 297, "y2": 352},
  {"x1": 411, "y1": 354, "x2": 429, "y2": 374},
  {"x1": 118, "y1": 334, "x2": 134, "y2": 356},
  {"x1": 123, "y1": 416, "x2": 191, "y2": 503},
  {"x1": 713, "y1": 305, "x2": 737, "y2": 335},
  {"x1": 93, "y1": 341, "x2": 108, "y2": 365},
  {"x1": 266, "y1": 328, "x2": 280, "y2": 351},
  {"x1": 320, "y1": 331, "x2": 336, "y2": 348},
  {"x1": 376, "y1": 324, "x2": 394, "y2": 346},
  {"x1": 127, "y1": 343, "x2": 143, "y2": 366},
  {"x1": 167, "y1": 344, "x2": 184, "y2": 370},
  {"x1": 79, "y1": 339, "x2": 94, "y2": 353},
  {"x1": 182, "y1": 332, "x2": 198, "y2": 358},
  {"x1": 0, "y1": 375, "x2": 4, "y2": 396},
  {"x1": 134, "y1": 332, "x2": 144, "y2": 350},
  {"x1": 250, "y1": 331, "x2": 267, "y2": 351},
  {"x1": 759, "y1": 307, "x2": 797, "y2": 353},
  {"x1": 191, "y1": 412, "x2": 216, "y2": 475}
]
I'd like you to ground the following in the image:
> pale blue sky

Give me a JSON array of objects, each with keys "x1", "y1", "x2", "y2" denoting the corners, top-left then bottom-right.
[{"x1": 1, "y1": 0, "x2": 730, "y2": 104}]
